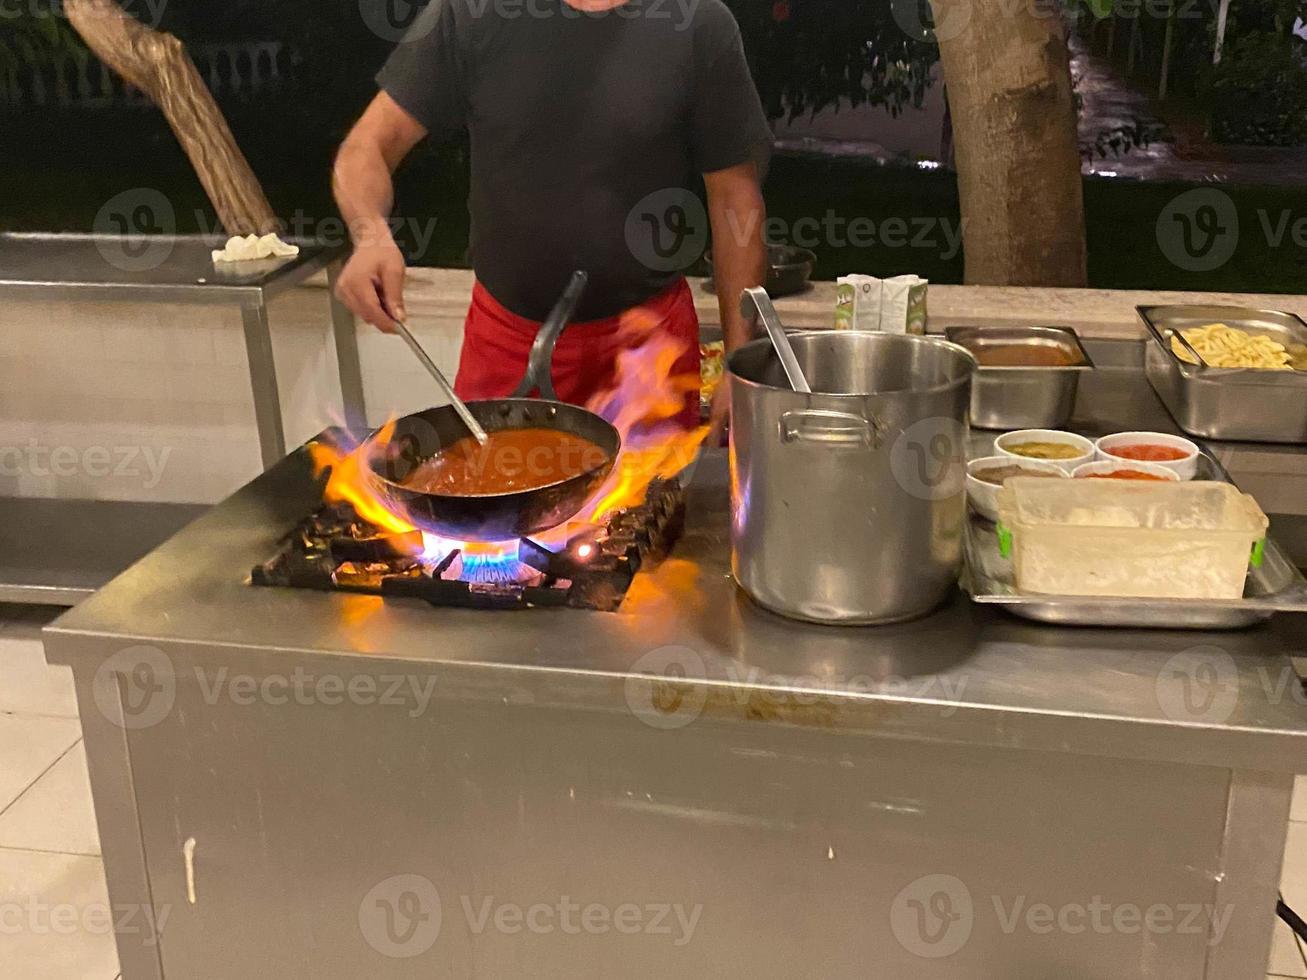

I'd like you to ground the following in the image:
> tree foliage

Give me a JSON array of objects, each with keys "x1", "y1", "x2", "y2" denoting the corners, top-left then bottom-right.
[
  {"x1": 1207, "y1": 28, "x2": 1307, "y2": 145},
  {"x1": 0, "y1": 5, "x2": 84, "y2": 77},
  {"x1": 724, "y1": 0, "x2": 938, "y2": 121},
  {"x1": 2, "y1": 4, "x2": 81, "y2": 49}
]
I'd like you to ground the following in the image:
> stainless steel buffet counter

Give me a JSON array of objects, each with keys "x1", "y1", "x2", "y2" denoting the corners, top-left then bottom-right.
[
  {"x1": 46, "y1": 442, "x2": 1307, "y2": 767},
  {"x1": 43, "y1": 337, "x2": 1307, "y2": 979},
  {"x1": 0, "y1": 232, "x2": 367, "y2": 605}
]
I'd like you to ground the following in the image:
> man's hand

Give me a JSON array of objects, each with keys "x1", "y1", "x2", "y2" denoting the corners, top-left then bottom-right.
[
  {"x1": 332, "y1": 91, "x2": 427, "y2": 332},
  {"x1": 335, "y1": 238, "x2": 408, "y2": 333}
]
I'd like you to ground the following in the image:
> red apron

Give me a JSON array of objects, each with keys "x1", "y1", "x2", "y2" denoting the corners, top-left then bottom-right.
[{"x1": 453, "y1": 278, "x2": 702, "y2": 430}]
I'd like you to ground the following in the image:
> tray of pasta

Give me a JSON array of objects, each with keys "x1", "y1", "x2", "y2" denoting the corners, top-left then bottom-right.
[{"x1": 1138, "y1": 305, "x2": 1307, "y2": 444}]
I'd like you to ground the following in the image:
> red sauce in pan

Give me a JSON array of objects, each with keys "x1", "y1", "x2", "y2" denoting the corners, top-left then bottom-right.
[{"x1": 401, "y1": 428, "x2": 606, "y2": 496}]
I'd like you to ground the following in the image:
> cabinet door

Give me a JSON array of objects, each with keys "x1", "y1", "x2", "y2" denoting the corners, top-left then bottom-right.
[{"x1": 128, "y1": 661, "x2": 1242, "y2": 979}]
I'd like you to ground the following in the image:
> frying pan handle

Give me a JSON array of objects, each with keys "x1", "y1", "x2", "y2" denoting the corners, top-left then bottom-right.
[{"x1": 511, "y1": 270, "x2": 589, "y2": 399}]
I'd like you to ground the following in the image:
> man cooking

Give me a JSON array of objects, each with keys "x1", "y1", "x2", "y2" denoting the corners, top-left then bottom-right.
[{"x1": 332, "y1": 0, "x2": 771, "y2": 431}]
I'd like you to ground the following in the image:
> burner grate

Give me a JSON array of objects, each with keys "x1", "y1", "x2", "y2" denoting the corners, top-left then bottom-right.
[{"x1": 250, "y1": 479, "x2": 685, "y2": 611}]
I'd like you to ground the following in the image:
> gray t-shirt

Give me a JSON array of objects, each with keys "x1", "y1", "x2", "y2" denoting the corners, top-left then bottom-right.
[{"x1": 377, "y1": 0, "x2": 771, "y2": 321}]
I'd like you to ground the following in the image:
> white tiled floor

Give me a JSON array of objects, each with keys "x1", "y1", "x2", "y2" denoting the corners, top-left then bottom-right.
[
  {"x1": 0, "y1": 603, "x2": 1303, "y2": 979},
  {"x1": 0, "y1": 606, "x2": 120, "y2": 979},
  {"x1": 1274, "y1": 820, "x2": 1307, "y2": 978}
]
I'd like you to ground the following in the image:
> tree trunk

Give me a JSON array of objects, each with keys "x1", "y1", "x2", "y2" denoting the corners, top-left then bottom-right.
[
  {"x1": 929, "y1": 0, "x2": 1087, "y2": 286},
  {"x1": 64, "y1": 0, "x2": 278, "y2": 236}
]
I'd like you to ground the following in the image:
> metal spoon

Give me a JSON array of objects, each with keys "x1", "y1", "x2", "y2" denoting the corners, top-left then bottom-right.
[
  {"x1": 390, "y1": 318, "x2": 489, "y2": 446},
  {"x1": 741, "y1": 286, "x2": 811, "y2": 393}
]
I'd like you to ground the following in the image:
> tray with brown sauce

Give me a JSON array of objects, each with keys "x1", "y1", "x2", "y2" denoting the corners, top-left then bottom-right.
[{"x1": 945, "y1": 325, "x2": 1093, "y2": 430}]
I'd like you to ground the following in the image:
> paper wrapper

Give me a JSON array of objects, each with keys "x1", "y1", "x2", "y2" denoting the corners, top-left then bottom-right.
[{"x1": 835, "y1": 275, "x2": 928, "y2": 334}]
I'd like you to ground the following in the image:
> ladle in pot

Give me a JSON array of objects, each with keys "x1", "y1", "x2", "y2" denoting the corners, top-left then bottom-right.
[{"x1": 741, "y1": 286, "x2": 811, "y2": 393}]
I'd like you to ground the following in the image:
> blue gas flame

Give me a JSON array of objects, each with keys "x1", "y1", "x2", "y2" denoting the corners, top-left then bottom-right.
[{"x1": 420, "y1": 533, "x2": 527, "y2": 584}]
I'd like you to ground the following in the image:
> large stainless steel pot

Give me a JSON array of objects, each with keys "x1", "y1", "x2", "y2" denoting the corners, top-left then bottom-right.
[{"x1": 729, "y1": 331, "x2": 976, "y2": 624}]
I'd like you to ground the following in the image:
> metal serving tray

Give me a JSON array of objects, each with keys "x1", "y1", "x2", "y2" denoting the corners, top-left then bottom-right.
[
  {"x1": 945, "y1": 325, "x2": 1094, "y2": 431},
  {"x1": 960, "y1": 452, "x2": 1307, "y2": 629},
  {"x1": 1138, "y1": 304, "x2": 1307, "y2": 443}
]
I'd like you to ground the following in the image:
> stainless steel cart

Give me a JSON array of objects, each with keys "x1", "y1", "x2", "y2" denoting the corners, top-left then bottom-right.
[{"x1": 0, "y1": 232, "x2": 367, "y2": 603}]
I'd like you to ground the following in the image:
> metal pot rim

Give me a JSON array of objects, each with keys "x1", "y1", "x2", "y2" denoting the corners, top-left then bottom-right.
[{"x1": 727, "y1": 330, "x2": 977, "y2": 399}]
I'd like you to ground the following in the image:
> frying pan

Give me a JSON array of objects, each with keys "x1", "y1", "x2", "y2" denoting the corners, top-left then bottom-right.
[{"x1": 361, "y1": 271, "x2": 622, "y2": 541}]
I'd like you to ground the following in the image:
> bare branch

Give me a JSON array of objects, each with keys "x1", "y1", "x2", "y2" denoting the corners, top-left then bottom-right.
[{"x1": 65, "y1": 0, "x2": 280, "y2": 236}]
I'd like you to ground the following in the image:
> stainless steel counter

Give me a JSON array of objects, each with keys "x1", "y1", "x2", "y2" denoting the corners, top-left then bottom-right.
[
  {"x1": 47, "y1": 426, "x2": 1307, "y2": 773},
  {"x1": 0, "y1": 231, "x2": 341, "y2": 302},
  {"x1": 41, "y1": 337, "x2": 1307, "y2": 980},
  {"x1": 1, "y1": 232, "x2": 368, "y2": 603},
  {"x1": 0, "y1": 231, "x2": 367, "y2": 469},
  {"x1": 0, "y1": 498, "x2": 207, "y2": 604}
]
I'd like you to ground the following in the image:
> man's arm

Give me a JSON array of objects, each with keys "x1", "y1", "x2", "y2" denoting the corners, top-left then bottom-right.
[
  {"x1": 704, "y1": 161, "x2": 767, "y2": 436},
  {"x1": 332, "y1": 92, "x2": 429, "y2": 332},
  {"x1": 704, "y1": 161, "x2": 767, "y2": 355}
]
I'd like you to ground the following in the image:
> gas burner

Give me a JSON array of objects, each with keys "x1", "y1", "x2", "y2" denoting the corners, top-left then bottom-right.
[{"x1": 250, "y1": 479, "x2": 686, "y2": 611}]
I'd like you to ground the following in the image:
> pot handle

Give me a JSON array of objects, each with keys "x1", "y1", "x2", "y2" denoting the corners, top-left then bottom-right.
[{"x1": 779, "y1": 409, "x2": 875, "y2": 447}]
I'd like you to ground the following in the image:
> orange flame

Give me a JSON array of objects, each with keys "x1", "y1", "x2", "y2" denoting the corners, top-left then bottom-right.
[
  {"x1": 308, "y1": 304, "x2": 706, "y2": 552},
  {"x1": 571, "y1": 307, "x2": 707, "y2": 523},
  {"x1": 308, "y1": 431, "x2": 516, "y2": 560},
  {"x1": 308, "y1": 420, "x2": 411, "y2": 534}
]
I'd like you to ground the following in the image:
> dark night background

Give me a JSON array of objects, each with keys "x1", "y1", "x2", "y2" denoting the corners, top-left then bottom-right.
[{"x1": 4, "y1": 0, "x2": 1307, "y2": 290}]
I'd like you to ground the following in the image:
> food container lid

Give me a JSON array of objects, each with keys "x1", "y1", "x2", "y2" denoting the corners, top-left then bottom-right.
[
  {"x1": 997, "y1": 476, "x2": 1266, "y2": 530},
  {"x1": 996, "y1": 520, "x2": 1267, "y2": 568},
  {"x1": 994, "y1": 477, "x2": 1269, "y2": 566}
]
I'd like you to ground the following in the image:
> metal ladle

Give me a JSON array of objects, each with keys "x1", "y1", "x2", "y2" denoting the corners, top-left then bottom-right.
[
  {"x1": 741, "y1": 286, "x2": 811, "y2": 393},
  {"x1": 390, "y1": 318, "x2": 489, "y2": 446}
]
